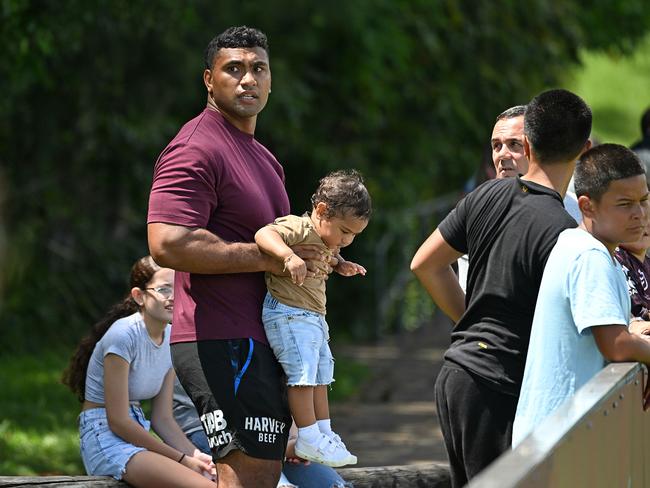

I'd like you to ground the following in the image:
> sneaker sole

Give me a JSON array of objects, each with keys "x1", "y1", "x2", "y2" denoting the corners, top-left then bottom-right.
[{"x1": 294, "y1": 447, "x2": 358, "y2": 468}]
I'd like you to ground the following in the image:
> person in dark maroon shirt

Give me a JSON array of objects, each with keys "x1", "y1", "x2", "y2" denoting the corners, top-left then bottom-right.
[
  {"x1": 615, "y1": 220, "x2": 650, "y2": 334},
  {"x1": 147, "y1": 26, "x2": 330, "y2": 488}
]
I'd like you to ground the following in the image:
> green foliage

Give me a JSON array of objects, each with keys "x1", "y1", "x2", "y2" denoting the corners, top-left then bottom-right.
[
  {"x1": 1, "y1": 1, "x2": 649, "y2": 349},
  {"x1": 563, "y1": 33, "x2": 650, "y2": 145}
]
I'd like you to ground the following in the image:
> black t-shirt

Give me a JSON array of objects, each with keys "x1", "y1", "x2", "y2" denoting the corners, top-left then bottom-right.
[{"x1": 438, "y1": 177, "x2": 577, "y2": 396}]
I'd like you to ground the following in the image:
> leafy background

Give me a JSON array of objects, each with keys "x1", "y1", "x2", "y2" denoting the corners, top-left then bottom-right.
[{"x1": 1, "y1": 0, "x2": 649, "y2": 475}]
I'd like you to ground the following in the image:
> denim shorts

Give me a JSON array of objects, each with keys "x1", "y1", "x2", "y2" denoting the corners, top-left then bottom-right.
[
  {"x1": 79, "y1": 405, "x2": 149, "y2": 480},
  {"x1": 262, "y1": 293, "x2": 335, "y2": 386}
]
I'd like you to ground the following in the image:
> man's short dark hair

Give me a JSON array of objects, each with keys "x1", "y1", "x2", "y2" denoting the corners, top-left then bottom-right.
[
  {"x1": 640, "y1": 107, "x2": 650, "y2": 137},
  {"x1": 524, "y1": 89, "x2": 592, "y2": 164},
  {"x1": 204, "y1": 26, "x2": 269, "y2": 70},
  {"x1": 574, "y1": 143, "x2": 645, "y2": 201},
  {"x1": 496, "y1": 105, "x2": 527, "y2": 122}
]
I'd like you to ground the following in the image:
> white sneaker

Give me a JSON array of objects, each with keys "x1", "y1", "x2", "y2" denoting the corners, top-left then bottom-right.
[
  {"x1": 326, "y1": 431, "x2": 347, "y2": 449},
  {"x1": 295, "y1": 433, "x2": 357, "y2": 467},
  {"x1": 327, "y1": 432, "x2": 357, "y2": 464}
]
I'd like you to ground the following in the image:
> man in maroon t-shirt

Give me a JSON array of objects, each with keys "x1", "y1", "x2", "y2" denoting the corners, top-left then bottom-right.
[{"x1": 147, "y1": 26, "x2": 328, "y2": 488}]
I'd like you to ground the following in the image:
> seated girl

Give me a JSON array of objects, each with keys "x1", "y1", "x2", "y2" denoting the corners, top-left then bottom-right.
[{"x1": 63, "y1": 256, "x2": 215, "y2": 487}]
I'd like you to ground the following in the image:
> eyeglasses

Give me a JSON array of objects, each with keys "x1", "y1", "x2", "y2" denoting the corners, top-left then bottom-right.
[{"x1": 145, "y1": 286, "x2": 174, "y2": 299}]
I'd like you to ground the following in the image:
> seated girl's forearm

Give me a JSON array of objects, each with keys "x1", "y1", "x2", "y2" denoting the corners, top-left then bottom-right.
[{"x1": 108, "y1": 415, "x2": 183, "y2": 460}]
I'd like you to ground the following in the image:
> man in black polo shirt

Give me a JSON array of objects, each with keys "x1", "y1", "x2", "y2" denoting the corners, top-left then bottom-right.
[{"x1": 411, "y1": 89, "x2": 592, "y2": 487}]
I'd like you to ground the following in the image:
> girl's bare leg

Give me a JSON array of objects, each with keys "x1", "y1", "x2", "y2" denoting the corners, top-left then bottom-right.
[{"x1": 123, "y1": 451, "x2": 215, "y2": 488}]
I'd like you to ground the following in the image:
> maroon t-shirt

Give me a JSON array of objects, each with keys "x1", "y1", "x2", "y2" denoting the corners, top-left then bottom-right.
[
  {"x1": 614, "y1": 246, "x2": 650, "y2": 321},
  {"x1": 147, "y1": 109, "x2": 290, "y2": 344}
]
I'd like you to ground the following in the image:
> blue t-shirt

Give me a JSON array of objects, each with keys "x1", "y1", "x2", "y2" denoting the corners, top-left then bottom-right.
[
  {"x1": 512, "y1": 228, "x2": 630, "y2": 447},
  {"x1": 85, "y1": 312, "x2": 172, "y2": 404}
]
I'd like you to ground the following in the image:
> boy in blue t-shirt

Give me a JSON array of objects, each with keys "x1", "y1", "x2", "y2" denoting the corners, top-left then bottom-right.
[{"x1": 513, "y1": 144, "x2": 650, "y2": 447}]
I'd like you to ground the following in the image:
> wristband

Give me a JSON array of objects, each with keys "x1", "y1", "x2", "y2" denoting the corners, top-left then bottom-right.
[
  {"x1": 283, "y1": 254, "x2": 296, "y2": 272},
  {"x1": 178, "y1": 453, "x2": 186, "y2": 463}
]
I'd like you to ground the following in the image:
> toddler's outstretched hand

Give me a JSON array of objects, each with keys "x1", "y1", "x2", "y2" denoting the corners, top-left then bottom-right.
[{"x1": 335, "y1": 258, "x2": 367, "y2": 277}]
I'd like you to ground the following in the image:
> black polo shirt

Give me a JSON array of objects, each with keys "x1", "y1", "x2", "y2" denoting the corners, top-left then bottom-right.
[{"x1": 438, "y1": 177, "x2": 577, "y2": 396}]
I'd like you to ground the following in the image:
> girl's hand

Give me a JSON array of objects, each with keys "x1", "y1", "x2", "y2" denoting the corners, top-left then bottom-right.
[{"x1": 182, "y1": 451, "x2": 216, "y2": 480}]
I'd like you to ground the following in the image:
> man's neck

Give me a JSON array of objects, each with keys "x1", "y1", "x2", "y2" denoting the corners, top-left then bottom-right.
[
  {"x1": 206, "y1": 98, "x2": 256, "y2": 135},
  {"x1": 522, "y1": 158, "x2": 576, "y2": 198}
]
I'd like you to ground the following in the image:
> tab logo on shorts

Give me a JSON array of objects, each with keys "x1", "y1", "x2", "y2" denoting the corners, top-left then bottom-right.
[
  {"x1": 244, "y1": 416, "x2": 287, "y2": 444},
  {"x1": 200, "y1": 410, "x2": 233, "y2": 448}
]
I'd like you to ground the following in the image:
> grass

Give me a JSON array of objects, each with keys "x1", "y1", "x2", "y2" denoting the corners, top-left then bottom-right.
[
  {"x1": 0, "y1": 348, "x2": 368, "y2": 476},
  {"x1": 562, "y1": 33, "x2": 650, "y2": 145},
  {"x1": 0, "y1": 350, "x2": 84, "y2": 475}
]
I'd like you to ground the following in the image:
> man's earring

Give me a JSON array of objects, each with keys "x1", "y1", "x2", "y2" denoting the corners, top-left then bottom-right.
[{"x1": 269, "y1": 88, "x2": 272, "y2": 93}]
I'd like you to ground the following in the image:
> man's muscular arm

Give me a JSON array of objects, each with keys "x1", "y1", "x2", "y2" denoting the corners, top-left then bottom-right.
[
  {"x1": 148, "y1": 222, "x2": 280, "y2": 274},
  {"x1": 148, "y1": 222, "x2": 334, "y2": 276},
  {"x1": 410, "y1": 228, "x2": 465, "y2": 323}
]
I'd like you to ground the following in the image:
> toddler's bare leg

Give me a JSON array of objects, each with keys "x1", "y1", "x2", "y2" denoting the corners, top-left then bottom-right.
[
  {"x1": 314, "y1": 384, "x2": 330, "y2": 420},
  {"x1": 288, "y1": 385, "x2": 316, "y2": 427}
]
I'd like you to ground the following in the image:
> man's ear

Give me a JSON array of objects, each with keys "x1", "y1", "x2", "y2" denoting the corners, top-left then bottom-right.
[
  {"x1": 578, "y1": 139, "x2": 593, "y2": 159},
  {"x1": 523, "y1": 136, "x2": 531, "y2": 160},
  {"x1": 578, "y1": 195, "x2": 595, "y2": 219},
  {"x1": 203, "y1": 69, "x2": 213, "y2": 93}
]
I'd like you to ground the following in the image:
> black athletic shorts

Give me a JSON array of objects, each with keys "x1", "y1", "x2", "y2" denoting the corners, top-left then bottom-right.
[{"x1": 171, "y1": 339, "x2": 291, "y2": 461}]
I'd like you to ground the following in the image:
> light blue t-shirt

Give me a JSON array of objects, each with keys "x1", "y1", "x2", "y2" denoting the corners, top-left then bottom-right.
[
  {"x1": 512, "y1": 228, "x2": 629, "y2": 447},
  {"x1": 85, "y1": 312, "x2": 172, "y2": 404}
]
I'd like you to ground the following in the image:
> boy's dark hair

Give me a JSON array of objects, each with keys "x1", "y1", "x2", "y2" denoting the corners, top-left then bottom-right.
[
  {"x1": 311, "y1": 169, "x2": 372, "y2": 220},
  {"x1": 204, "y1": 26, "x2": 269, "y2": 70},
  {"x1": 496, "y1": 105, "x2": 526, "y2": 122},
  {"x1": 524, "y1": 89, "x2": 592, "y2": 164},
  {"x1": 574, "y1": 143, "x2": 645, "y2": 201}
]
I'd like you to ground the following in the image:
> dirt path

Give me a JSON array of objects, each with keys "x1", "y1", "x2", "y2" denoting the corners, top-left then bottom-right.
[{"x1": 330, "y1": 310, "x2": 453, "y2": 467}]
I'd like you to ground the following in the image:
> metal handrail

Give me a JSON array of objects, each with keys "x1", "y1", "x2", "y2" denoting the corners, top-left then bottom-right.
[{"x1": 468, "y1": 362, "x2": 649, "y2": 487}]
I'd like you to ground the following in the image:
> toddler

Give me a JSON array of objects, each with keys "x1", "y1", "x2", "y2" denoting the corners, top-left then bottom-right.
[{"x1": 255, "y1": 169, "x2": 371, "y2": 467}]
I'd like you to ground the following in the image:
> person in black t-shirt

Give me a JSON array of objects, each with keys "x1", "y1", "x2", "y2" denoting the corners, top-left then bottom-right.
[{"x1": 411, "y1": 89, "x2": 592, "y2": 487}]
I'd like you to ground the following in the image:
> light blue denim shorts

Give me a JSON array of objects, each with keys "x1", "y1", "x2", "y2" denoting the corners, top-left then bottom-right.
[
  {"x1": 79, "y1": 404, "x2": 149, "y2": 480},
  {"x1": 262, "y1": 292, "x2": 335, "y2": 386}
]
